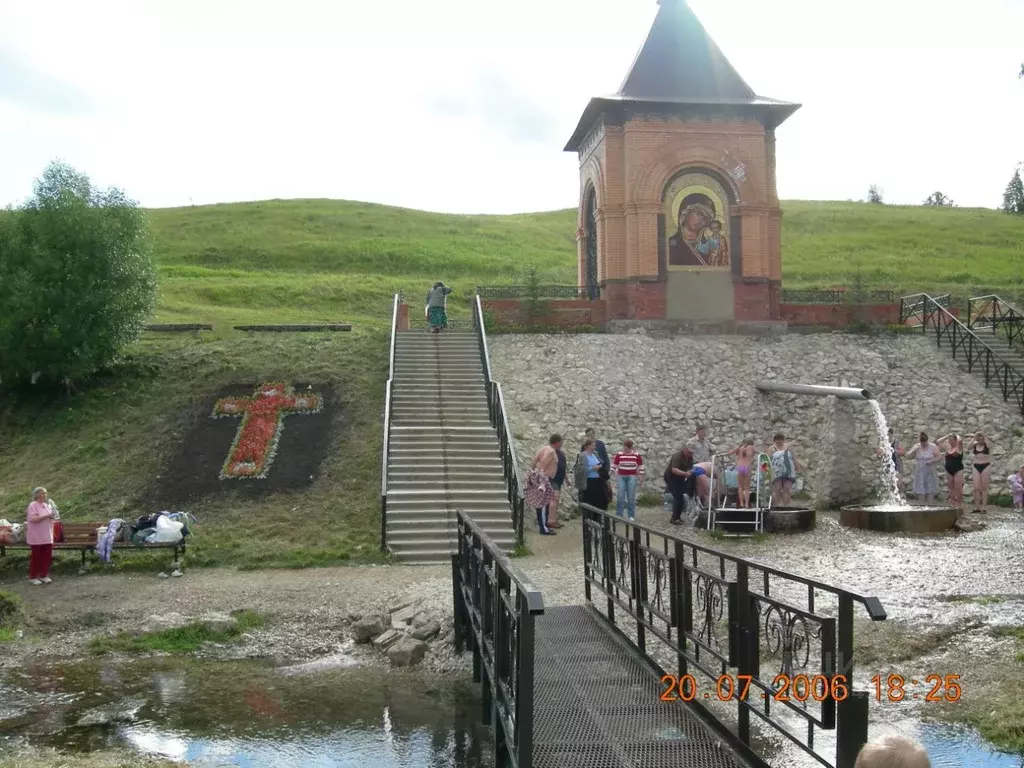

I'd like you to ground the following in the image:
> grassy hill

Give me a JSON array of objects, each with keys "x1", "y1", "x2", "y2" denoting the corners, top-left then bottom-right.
[
  {"x1": 2, "y1": 198, "x2": 1023, "y2": 574},
  {"x1": 147, "y1": 198, "x2": 1024, "y2": 329}
]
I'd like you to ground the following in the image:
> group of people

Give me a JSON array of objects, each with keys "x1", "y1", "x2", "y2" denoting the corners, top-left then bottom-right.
[
  {"x1": 882, "y1": 428, "x2": 1018, "y2": 511},
  {"x1": 524, "y1": 426, "x2": 801, "y2": 532}
]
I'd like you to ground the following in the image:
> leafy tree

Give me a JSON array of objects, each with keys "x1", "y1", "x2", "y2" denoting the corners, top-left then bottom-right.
[
  {"x1": 1002, "y1": 168, "x2": 1024, "y2": 215},
  {"x1": 923, "y1": 191, "x2": 955, "y2": 207},
  {"x1": 0, "y1": 162, "x2": 157, "y2": 390},
  {"x1": 867, "y1": 185, "x2": 884, "y2": 204}
]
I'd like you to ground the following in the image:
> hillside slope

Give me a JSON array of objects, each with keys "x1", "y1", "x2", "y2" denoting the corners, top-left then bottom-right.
[{"x1": 147, "y1": 198, "x2": 1024, "y2": 327}]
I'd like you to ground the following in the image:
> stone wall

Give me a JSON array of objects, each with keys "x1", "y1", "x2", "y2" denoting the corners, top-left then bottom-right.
[{"x1": 489, "y1": 332, "x2": 1024, "y2": 510}]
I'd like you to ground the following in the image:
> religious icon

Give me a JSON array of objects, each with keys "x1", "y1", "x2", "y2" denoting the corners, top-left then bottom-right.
[{"x1": 665, "y1": 174, "x2": 731, "y2": 269}]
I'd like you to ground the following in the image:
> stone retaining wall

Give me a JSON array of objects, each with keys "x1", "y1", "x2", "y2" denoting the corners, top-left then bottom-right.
[{"x1": 489, "y1": 332, "x2": 1024, "y2": 510}]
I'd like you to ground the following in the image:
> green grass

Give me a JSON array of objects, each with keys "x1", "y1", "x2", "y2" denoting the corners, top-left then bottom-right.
[
  {"x1": 2, "y1": 198, "x2": 1024, "y2": 573},
  {"x1": 0, "y1": 331, "x2": 389, "y2": 572},
  {"x1": 89, "y1": 609, "x2": 265, "y2": 654}
]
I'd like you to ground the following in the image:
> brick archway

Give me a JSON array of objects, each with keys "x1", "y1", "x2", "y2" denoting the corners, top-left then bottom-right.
[{"x1": 633, "y1": 144, "x2": 750, "y2": 206}]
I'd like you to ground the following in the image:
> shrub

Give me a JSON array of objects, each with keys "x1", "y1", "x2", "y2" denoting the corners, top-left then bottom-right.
[{"x1": 0, "y1": 162, "x2": 157, "y2": 390}]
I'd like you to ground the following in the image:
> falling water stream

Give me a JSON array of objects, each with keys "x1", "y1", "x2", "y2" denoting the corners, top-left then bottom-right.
[{"x1": 867, "y1": 399, "x2": 908, "y2": 509}]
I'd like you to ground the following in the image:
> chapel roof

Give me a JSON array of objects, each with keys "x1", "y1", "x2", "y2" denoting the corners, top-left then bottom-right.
[{"x1": 564, "y1": 0, "x2": 800, "y2": 152}]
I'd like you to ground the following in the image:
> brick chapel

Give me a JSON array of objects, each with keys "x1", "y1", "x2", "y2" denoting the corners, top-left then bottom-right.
[{"x1": 565, "y1": 0, "x2": 800, "y2": 325}]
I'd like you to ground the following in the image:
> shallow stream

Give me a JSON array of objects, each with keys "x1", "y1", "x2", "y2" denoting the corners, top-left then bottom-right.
[{"x1": 1, "y1": 657, "x2": 492, "y2": 766}]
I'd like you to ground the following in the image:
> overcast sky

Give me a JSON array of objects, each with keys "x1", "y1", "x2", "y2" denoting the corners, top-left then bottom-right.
[{"x1": 1, "y1": 0, "x2": 1022, "y2": 213}]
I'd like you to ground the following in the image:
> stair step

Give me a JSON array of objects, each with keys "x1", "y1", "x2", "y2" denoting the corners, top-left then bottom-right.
[
  {"x1": 386, "y1": 508, "x2": 512, "y2": 521},
  {"x1": 388, "y1": 448, "x2": 501, "y2": 458}
]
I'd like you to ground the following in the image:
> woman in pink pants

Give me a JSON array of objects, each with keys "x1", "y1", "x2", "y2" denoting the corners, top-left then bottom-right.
[{"x1": 25, "y1": 487, "x2": 57, "y2": 585}]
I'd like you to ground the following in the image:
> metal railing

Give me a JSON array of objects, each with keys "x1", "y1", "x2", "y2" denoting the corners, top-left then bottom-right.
[
  {"x1": 901, "y1": 293, "x2": 1024, "y2": 416},
  {"x1": 781, "y1": 289, "x2": 895, "y2": 305},
  {"x1": 968, "y1": 294, "x2": 1024, "y2": 352},
  {"x1": 452, "y1": 510, "x2": 544, "y2": 768},
  {"x1": 473, "y1": 294, "x2": 526, "y2": 545},
  {"x1": 380, "y1": 293, "x2": 401, "y2": 551},
  {"x1": 898, "y1": 292, "x2": 949, "y2": 324},
  {"x1": 476, "y1": 284, "x2": 592, "y2": 300},
  {"x1": 579, "y1": 502, "x2": 886, "y2": 768}
]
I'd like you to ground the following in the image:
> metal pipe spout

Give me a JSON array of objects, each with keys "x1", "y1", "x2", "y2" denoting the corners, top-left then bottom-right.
[{"x1": 755, "y1": 381, "x2": 873, "y2": 401}]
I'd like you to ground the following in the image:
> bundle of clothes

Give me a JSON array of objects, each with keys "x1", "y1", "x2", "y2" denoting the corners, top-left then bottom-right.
[
  {"x1": 0, "y1": 519, "x2": 25, "y2": 545},
  {"x1": 95, "y1": 511, "x2": 196, "y2": 563}
]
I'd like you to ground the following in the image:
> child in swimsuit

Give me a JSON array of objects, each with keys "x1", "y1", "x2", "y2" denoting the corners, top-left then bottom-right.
[
  {"x1": 1008, "y1": 465, "x2": 1024, "y2": 511},
  {"x1": 727, "y1": 439, "x2": 757, "y2": 508}
]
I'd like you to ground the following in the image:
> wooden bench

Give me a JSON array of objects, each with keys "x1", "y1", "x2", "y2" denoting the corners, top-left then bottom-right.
[{"x1": 0, "y1": 522, "x2": 186, "y2": 571}]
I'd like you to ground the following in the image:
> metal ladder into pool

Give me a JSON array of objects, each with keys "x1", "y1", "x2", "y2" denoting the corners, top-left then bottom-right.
[{"x1": 706, "y1": 452, "x2": 772, "y2": 536}]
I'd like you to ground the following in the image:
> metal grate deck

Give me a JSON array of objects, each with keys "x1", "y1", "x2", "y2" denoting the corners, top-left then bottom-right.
[{"x1": 532, "y1": 605, "x2": 747, "y2": 768}]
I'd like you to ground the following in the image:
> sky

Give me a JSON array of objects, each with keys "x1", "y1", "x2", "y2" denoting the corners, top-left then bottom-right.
[{"x1": 1, "y1": 0, "x2": 1022, "y2": 213}]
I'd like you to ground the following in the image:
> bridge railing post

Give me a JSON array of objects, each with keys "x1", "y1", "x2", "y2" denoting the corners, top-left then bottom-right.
[
  {"x1": 516, "y1": 588, "x2": 537, "y2": 768},
  {"x1": 602, "y1": 512, "x2": 615, "y2": 624},
  {"x1": 835, "y1": 595, "x2": 868, "y2": 768},
  {"x1": 734, "y1": 561, "x2": 751, "y2": 745},
  {"x1": 631, "y1": 525, "x2": 646, "y2": 654}
]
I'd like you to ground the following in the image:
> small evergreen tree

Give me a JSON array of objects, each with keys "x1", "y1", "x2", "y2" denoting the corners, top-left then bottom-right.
[
  {"x1": 923, "y1": 191, "x2": 955, "y2": 207},
  {"x1": 522, "y1": 266, "x2": 548, "y2": 328},
  {"x1": 867, "y1": 185, "x2": 884, "y2": 204},
  {"x1": 1002, "y1": 169, "x2": 1024, "y2": 215},
  {"x1": 0, "y1": 162, "x2": 157, "y2": 390}
]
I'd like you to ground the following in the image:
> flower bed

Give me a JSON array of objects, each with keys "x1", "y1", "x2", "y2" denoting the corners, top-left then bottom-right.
[{"x1": 212, "y1": 382, "x2": 324, "y2": 480}]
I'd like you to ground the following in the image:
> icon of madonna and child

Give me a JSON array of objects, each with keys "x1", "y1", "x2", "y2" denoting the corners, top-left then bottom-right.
[{"x1": 667, "y1": 190, "x2": 731, "y2": 269}]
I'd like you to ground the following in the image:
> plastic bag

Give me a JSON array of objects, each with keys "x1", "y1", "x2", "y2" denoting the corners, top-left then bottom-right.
[{"x1": 153, "y1": 514, "x2": 184, "y2": 543}]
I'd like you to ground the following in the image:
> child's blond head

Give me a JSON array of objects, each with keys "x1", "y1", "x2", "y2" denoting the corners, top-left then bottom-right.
[{"x1": 854, "y1": 735, "x2": 930, "y2": 768}]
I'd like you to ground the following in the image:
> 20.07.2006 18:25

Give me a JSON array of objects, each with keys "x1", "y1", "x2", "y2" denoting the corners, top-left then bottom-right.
[{"x1": 660, "y1": 673, "x2": 851, "y2": 703}]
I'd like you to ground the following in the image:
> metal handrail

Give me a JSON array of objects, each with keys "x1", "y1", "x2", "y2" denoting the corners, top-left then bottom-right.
[
  {"x1": 380, "y1": 293, "x2": 401, "y2": 551},
  {"x1": 706, "y1": 452, "x2": 770, "y2": 531},
  {"x1": 902, "y1": 293, "x2": 1024, "y2": 416},
  {"x1": 579, "y1": 501, "x2": 885, "y2": 768},
  {"x1": 452, "y1": 510, "x2": 544, "y2": 768},
  {"x1": 968, "y1": 294, "x2": 1024, "y2": 352},
  {"x1": 473, "y1": 295, "x2": 526, "y2": 545}
]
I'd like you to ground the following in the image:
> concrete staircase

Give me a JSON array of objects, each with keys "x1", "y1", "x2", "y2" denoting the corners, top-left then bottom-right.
[{"x1": 385, "y1": 329, "x2": 517, "y2": 564}]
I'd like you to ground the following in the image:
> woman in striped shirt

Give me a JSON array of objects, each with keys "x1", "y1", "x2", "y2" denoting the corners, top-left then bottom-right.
[{"x1": 612, "y1": 439, "x2": 644, "y2": 521}]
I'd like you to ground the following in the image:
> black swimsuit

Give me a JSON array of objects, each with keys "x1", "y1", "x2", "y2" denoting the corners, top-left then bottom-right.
[
  {"x1": 945, "y1": 451, "x2": 964, "y2": 476},
  {"x1": 973, "y1": 445, "x2": 990, "y2": 472}
]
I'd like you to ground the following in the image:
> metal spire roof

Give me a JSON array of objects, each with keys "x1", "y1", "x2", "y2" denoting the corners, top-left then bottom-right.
[{"x1": 565, "y1": 0, "x2": 800, "y2": 152}]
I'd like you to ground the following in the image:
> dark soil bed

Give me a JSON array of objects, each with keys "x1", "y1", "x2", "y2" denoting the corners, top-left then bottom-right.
[{"x1": 151, "y1": 382, "x2": 338, "y2": 505}]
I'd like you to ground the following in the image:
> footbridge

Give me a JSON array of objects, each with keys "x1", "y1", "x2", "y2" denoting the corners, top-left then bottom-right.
[{"x1": 452, "y1": 505, "x2": 887, "y2": 768}]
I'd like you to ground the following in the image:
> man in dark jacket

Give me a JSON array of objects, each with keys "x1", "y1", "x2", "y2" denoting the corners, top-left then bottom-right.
[{"x1": 664, "y1": 447, "x2": 695, "y2": 525}]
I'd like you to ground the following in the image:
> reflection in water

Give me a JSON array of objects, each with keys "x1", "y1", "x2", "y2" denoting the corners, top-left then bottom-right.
[
  {"x1": 1, "y1": 658, "x2": 492, "y2": 767},
  {"x1": 919, "y1": 724, "x2": 1023, "y2": 767}
]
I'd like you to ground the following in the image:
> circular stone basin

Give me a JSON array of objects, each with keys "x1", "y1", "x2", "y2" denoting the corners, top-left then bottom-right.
[
  {"x1": 840, "y1": 504, "x2": 959, "y2": 533},
  {"x1": 764, "y1": 506, "x2": 816, "y2": 533}
]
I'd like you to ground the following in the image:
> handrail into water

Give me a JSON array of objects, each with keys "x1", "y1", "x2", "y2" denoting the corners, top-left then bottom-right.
[
  {"x1": 452, "y1": 509, "x2": 544, "y2": 768},
  {"x1": 473, "y1": 295, "x2": 526, "y2": 545},
  {"x1": 380, "y1": 293, "x2": 401, "y2": 552},
  {"x1": 901, "y1": 293, "x2": 1024, "y2": 416},
  {"x1": 579, "y1": 501, "x2": 885, "y2": 768},
  {"x1": 705, "y1": 453, "x2": 770, "y2": 532}
]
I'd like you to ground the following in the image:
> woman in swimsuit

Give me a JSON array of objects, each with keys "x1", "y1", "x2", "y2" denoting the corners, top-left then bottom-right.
[
  {"x1": 936, "y1": 433, "x2": 964, "y2": 507},
  {"x1": 726, "y1": 439, "x2": 757, "y2": 508},
  {"x1": 967, "y1": 432, "x2": 992, "y2": 514}
]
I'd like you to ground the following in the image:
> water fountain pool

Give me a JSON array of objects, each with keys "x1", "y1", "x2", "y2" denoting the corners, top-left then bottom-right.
[
  {"x1": 840, "y1": 399, "x2": 960, "y2": 533},
  {"x1": 755, "y1": 380, "x2": 961, "y2": 533}
]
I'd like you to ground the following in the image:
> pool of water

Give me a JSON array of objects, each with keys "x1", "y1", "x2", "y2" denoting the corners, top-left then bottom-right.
[
  {"x1": 1, "y1": 657, "x2": 493, "y2": 767},
  {"x1": 919, "y1": 723, "x2": 1023, "y2": 767}
]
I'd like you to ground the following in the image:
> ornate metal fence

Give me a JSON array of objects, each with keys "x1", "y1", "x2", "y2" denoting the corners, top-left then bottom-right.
[
  {"x1": 782, "y1": 289, "x2": 895, "y2": 305},
  {"x1": 476, "y1": 285, "x2": 592, "y2": 300},
  {"x1": 968, "y1": 294, "x2": 1024, "y2": 352},
  {"x1": 902, "y1": 293, "x2": 1024, "y2": 416},
  {"x1": 472, "y1": 295, "x2": 526, "y2": 544},
  {"x1": 453, "y1": 510, "x2": 544, "y2": 768},
  {"x1": 579, "y1": 503, "x2": 886, "y2": 768}
]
